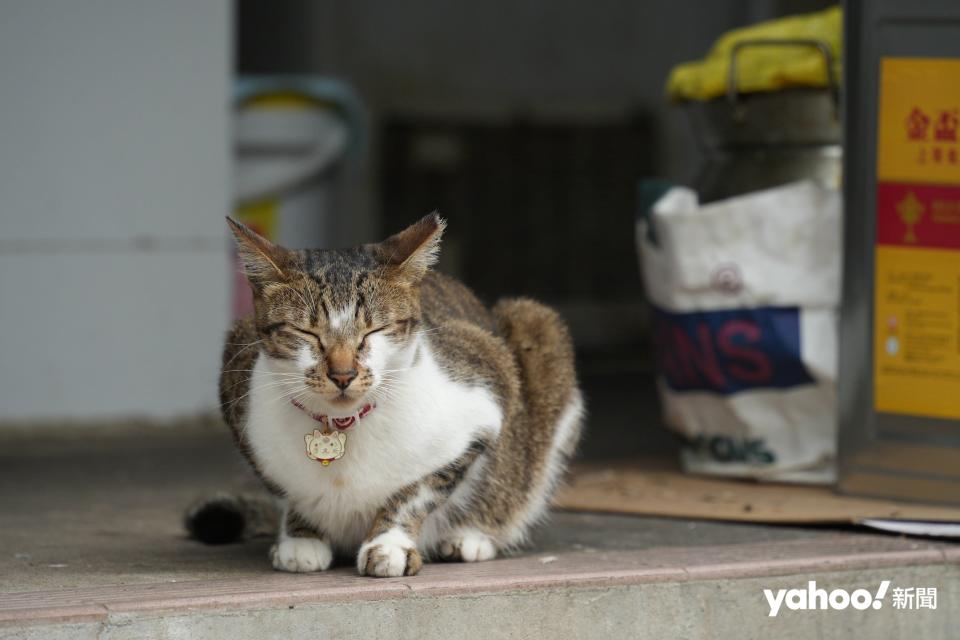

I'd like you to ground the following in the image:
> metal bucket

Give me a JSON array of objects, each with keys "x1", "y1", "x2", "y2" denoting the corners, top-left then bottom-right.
[{"x1": 685, "y1": 39, "x2": 842, "y2": 202}]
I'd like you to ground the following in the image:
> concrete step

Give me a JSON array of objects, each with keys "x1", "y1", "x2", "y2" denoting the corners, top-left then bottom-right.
[
  {"x1": 1, "y1": 424, "x2": 957, "y2": 638},
  {"x1": 3, "y1": 534, "x2": 958, "y2": 639}
]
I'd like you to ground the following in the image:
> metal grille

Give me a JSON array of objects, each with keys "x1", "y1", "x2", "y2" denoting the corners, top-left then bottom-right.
[{"x1": 381, "y1": 117, "x2": 656, "y2": 311}]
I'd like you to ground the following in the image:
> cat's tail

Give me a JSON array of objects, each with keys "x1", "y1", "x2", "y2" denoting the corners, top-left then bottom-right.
[
  {"x1": 184, "y1": 492, "x2": 279, "y2": 545},
  {"x1": 492, "y1": 297, "x2": 580, "y2": 425}
]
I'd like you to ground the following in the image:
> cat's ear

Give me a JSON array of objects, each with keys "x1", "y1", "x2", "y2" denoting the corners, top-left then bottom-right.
[
  {"x1": 226, "y1": 217, "x2": 291, "y2": 288},
  {"x1": 375, "y1": 213, "x2": 446, "y2": 283}
]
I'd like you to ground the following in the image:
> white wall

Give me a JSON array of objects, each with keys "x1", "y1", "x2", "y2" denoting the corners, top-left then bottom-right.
[{"x1": 0, "y1": 1, "x2": 232, "y2": 421}]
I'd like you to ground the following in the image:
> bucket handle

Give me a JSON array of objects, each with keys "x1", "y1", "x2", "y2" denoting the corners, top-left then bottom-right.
[{"x1": 726, "y1": 38, "x2": 839, "y2": 113}]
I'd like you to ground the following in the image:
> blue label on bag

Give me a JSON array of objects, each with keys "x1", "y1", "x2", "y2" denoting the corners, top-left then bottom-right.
[{"x1": 652, "y1": 306, "x2": 814, "y2": 394}]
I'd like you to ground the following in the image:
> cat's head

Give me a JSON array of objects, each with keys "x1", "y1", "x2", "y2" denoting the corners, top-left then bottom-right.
[{"x1": 228, "y1": 214, "x2": 445, "y2": 413}]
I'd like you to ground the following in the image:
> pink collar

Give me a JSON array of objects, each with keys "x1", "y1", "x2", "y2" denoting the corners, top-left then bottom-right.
[{"x1": 290, "y1": 398, "x2": 376, "y2": 431}]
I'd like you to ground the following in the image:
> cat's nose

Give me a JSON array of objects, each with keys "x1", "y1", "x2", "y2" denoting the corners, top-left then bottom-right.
[{"x1": 327, "y1": 369, "x2": 358, "y2": 390}]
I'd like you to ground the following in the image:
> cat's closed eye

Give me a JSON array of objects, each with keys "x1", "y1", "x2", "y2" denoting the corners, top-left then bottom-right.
[
  {"x1": 287, "y1": 326, "x2": 326, "y2": 350},
  {"x1": 358, "y1": 325, "x2": 388, "y2": 349}
]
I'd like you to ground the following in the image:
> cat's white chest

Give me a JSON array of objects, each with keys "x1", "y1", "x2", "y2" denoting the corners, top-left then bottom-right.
[{"x1": 243, "y1": 347, "x2": 501, "y2": 549}]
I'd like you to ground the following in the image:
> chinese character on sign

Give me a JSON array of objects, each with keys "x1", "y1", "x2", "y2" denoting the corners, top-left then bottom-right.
[
  {"x1": 916, "y1": 587, "x2": 937, "y2": 610},
  {"x1": 892, "y1": 587, "x2": 915, "y2": 610},
  {"x1": 934, "y1": 109, "x2": 958, "y2": 142},
  {"x1": 906, "y1": 108, "x2": 931, "y2": 140}
]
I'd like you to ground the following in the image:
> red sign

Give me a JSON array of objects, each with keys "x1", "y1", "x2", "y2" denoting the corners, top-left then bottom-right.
[{"x1": 876, "y1": 182, "x2": 960, "y2": 249}]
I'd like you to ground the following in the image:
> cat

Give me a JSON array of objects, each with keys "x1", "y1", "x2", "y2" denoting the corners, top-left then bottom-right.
[{"x1": 192, "y1": 213, "x2": 584, "y2": 577}]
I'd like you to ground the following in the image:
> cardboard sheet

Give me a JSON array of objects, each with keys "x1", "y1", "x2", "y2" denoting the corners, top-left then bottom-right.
[{"x1": 554, "y1": 458, "x2": 960, "y2": 526}]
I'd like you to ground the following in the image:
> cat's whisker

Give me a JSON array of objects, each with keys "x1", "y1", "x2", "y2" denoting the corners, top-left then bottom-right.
[
  {"x1": 240, "y1": 378, "x2": 300, "y2": 392},
  {"x1": 230, "y1": 383, "x2": 300, "y2": 403},
  {"x1": 223, "y1": 340, "x2": 263, "y2": 366},
  {"x1": 276, "y1": 385, "x2": 311, "y2": 400},
  {"x1": 221, "y1": 372, "x2": 302, "y2": 391},
  {"x1": 371, "y1": 380, "x2": 411, "y2": 402},
  {"x1": 375, "y1": 384, "x2": 411, "y2": 398},
  {"x1": 378, "y1": 371, "x2": 415, "y2": 381},
  {"x1": 235, "y1": 368, "x2": 299, "y2": 375},
  {"x1": 253, "y1": 385, "x2": 311, "y2": 411},
  {"x1": 222, "y1": 379, "x2": 303, "y2": 406},
  {"x1": 374, "y1": 380, "x2": 409, "y2": 395},
  {"x1": 376, "y1": 378, "x2": 413, "y2": 391},
  {"x1": 222, "y1": 369, "x2": 301, "y2": 376},
  {"x1": 223, "y1": 380, "x2": 298, "y2": 394}
]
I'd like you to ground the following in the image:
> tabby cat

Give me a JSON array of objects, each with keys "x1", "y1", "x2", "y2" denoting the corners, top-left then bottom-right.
[{"x1": 196, "y1": 214, "x2": 583, "y2": 577}]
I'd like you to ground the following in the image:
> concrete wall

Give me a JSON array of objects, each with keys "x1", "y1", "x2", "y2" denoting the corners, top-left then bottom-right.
[
  {"x1": 238, "y1": 0, "x2": 836, "y2": 206},
  {"x1": 0, "y1": 1, "x2": 232, "y2": 421}
]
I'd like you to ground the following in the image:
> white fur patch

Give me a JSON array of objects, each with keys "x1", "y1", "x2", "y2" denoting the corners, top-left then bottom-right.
[
  {"x1": 364, "y1": 332, "x2": 394, "y2": 386},
  {"x1": 296, "y1": 344, "x2": 317, "y2": 371},
  {"x1": 439, "y1": 529, "x2": 497, "y2": 562},
  {"x1": 357, "y1": 528, "x2": 416, "y2": 577},
  {"x1": 271, "y1": 534, "x2": 333, "y2": 573},
  {"x1": 328, "y1": 304, "x2": 355, "y2": 330},
  {"x1": 246, "y1": 340, "x2": 503, "y2": 555}
]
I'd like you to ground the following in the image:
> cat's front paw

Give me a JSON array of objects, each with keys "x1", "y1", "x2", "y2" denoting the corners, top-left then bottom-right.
[
  {"x1": 270, "y1": 536, "x2": 333, "y2": 573},
  {"x1": 357, "y1": 530, "x2": 422, "y2": 577}
]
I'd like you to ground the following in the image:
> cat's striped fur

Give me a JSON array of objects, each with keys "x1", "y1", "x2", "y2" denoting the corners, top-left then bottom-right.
[{"x1": 200, "y1": 214, "x2": 583, "y2": 577}]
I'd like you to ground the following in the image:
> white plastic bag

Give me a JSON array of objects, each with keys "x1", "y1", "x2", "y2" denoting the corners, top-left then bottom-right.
[{"x1": 637, "y1": 181, "x2": 841, "y2": 483}]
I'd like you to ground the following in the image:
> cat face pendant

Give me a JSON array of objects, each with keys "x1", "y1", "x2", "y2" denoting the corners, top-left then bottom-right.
[
  {"x1": 293, "y1": 399, "x2": 375, "y2": 465},
  {"x1": 304, "y1": 428, "x2": 347, "y2": 466}
]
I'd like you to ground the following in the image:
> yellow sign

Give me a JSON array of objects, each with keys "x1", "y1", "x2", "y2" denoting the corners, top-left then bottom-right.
[
  {"x1": 875, "y1": 57, "x2": 960, "y2": 420},
  {"x1": 877, "y1": 58, "x2": 960, "y2": 185},
  {"x1": 874, "y1": 246, "x2": 960, "y2": 420}
]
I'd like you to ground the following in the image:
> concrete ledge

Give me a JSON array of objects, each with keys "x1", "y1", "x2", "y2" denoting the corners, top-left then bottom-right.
[
  {"x1": 3, "y1": 535, "x2": 957, "y2": 635},
  {"x1": 3, "y1": 423, "x2": 958, "y2": 638},
  {"x1": 4, "y1": 564, "x2": 957, "y2": 640}
]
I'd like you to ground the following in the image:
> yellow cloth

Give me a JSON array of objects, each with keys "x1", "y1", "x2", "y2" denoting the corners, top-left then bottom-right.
[{"x1": 666, "y1": 6, "x2": 842, "y2": 102}]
